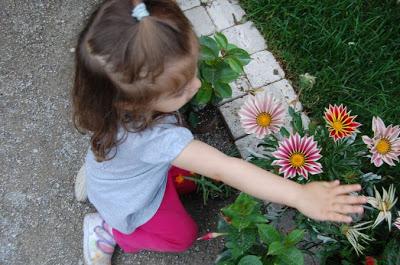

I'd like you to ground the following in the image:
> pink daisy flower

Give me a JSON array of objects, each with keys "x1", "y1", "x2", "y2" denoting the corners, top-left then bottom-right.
[
  {"x1": 362, "y1": 117, "x2": 400, "y2": 167},
  {"x1": 238, "y1": 92, "x2": 285, "y2": 139},
  {"x1": 324, "y1": 104, "x2": 361, "y2": 141},
  {"x1": 271, "y1": 133, "x2": 323, "y2": 179}
]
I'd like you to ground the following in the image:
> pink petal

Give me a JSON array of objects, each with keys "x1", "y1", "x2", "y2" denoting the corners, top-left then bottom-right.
[
  {"x1": 372, "y1": 153, "x2": 383, "y2": 167},
  {"x1": 362, "y1": 135, "x2": 373, "y2": 146}
]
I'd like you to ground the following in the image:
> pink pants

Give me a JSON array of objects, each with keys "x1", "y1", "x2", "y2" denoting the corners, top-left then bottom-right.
[{"x1": 112, "y1": 166, "x2": 198, "y2": 253}]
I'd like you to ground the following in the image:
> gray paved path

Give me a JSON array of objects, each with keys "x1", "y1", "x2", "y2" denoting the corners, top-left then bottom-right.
[{"x1": 0, "y1": 1, "x2": 236, "y2": 264}]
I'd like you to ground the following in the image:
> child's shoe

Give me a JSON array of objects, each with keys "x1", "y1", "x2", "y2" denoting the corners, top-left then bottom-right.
[
  {"x1": 75, "y1": 164, "x2": 88, "y2": 202},
  {"x1": 83, "y1": 213, "x2": 116, "y2": 265}
]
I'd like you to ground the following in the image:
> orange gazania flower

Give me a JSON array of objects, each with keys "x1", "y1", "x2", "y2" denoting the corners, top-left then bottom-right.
[
  {"x1": 324, "y1": 104, "x2": 361, "y2": 141},
  {"x1": 175, "y1": 174, "x2": 185, "y2": 185}
]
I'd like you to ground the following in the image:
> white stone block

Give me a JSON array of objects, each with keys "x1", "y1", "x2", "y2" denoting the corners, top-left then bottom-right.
[
  {"x1": 206, "y1": 0, "x2": 246, "y2": 31},
  {"x1": 184, "y1": 6, "x2": 216, "y2": 36},
  {"x1": 244, "y1": 50, "x2": 285, "y2": 88},
  {"x1": 219, "y1": 96, "x2": 248, "y2": 139},
  {"x1": 234, "y1": 134, "x2": 263, "y2": 159},
  {"x1": 222, "y1": 21, "x2": 267, "y2": 54},
  {"x1": 219, "y1": 75, "x2": 251, "y2": 105},
  {"x1": 260, "y1": 79, "x2": 302, "y2": 111},
  {"x1": 301, "y1": 112, "x2": 310, "y2": 129},
  {"x1": 177, "y1": 0, "x2": 201, "y2": 11}
]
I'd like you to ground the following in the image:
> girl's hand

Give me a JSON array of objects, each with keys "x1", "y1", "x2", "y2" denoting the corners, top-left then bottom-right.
[{"x1": 295, "y1": 180, "x2": 367, "y2": 223}]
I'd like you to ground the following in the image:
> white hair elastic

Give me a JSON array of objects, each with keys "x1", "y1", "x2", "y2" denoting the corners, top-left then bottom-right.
[{"x1": 132, "y1": 3, "x2": 150, "y2": 21}]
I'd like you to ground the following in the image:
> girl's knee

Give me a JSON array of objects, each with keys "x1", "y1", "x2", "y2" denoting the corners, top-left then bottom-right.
[{"x1": 173, "y1": 219, "x2": 198, "y2": 252}]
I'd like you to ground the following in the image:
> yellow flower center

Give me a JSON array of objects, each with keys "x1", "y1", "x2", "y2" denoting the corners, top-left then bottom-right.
[
  {"x1": 379, "y1": 199, "x2": 391, "y2": 213},
  {"x1": 332, "y1": 121, "x2": 343, "y2": 131},
  {"x1": 256, "y1": 112, "x2": 272, "y2": 127},
  {"x1": 341, "y1": 225, "x2": 349, "y2": 235},
  {"x1": 290, "y1": 153, "x2": 305, "y2": 168},
  {"x1": 376, "y1": 138, "x2": 391, "y2": 155}
]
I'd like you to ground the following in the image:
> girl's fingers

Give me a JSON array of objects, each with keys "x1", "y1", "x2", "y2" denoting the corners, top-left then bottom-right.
[
  {"x1": 333, "y1": 184, "x2": 362, "y2": 195},
  {"x1": 323, "y1": 180, "x2": 340, "y2": 188},
  {"x1": 329, "y1": 180, "x2": 340, "y2": 187},
  {"x1": 335, "y1": 195, "x2": 368, "y2": 205},
  {"x1": 332, "y1": 204, "x2": 364, "y2": 214},
  {"x1": 327, "y1": 212, "x2": 352, "y2": 223}
]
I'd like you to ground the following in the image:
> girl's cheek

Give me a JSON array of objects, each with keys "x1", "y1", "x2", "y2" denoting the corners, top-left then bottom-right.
[{"x1": 192, "y1": 78, "x2": 201, "y2": 94}]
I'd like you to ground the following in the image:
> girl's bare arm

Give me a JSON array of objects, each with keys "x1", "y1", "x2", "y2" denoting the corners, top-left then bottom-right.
[{"x1": 172, "y1": 140, "x2": 367, "y2": 223}]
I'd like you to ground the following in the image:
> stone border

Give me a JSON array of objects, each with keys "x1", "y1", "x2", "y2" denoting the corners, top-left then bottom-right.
[{"x1": 178, "y1": 0, "x2": 309, "y2": 158}]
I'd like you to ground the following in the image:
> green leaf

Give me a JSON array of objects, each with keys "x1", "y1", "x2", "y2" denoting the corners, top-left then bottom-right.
[
  {"x1": 280, "y1": 127, "x2": 290, "y2": 138},
  {"x1": 268, "y1": 241, "x2": 286, "y2": 256},
  {"x1": 238, "y1": 255, "x2": 263, "y2": 265},
  {"x1": 292, "y1": 114, "x2": 304, "y2": 135},
  {"x1": 257, "y1": 224, "x2": 282, "y2": 244},
  {"x1": 226, "y1": 48, "x2": 251, "y2": 65},
  {"x1": 215, "y1": 249, "x2": 234, "y2": 264},
  {"x1": 226, "y1": 57, "x2": 244, "y2": 73},
  {"x1": 226, "y1": 43, "x2": 237, "y2": 51},
  {"x1": 288, "y1": 106, "x2": 295, "y2": 117},
  {"x1": 276, "y1": 247, "x2": 304, "y2": 265},
  {"x1": 285, "y1": 230, "x2": 304, "y2": 246},
  {"x1": 188, "y1": 111, "x2": 199, "y2": 128},
  {"x1": 222, "y1": 193, "x2": 258, "y2": 217},
  {"x1": 214, "y1": 82, "x2": 232, "y2": 98},
  {"x1": 194, "y1": 82, "x2": 212, "y2": 104},
  {"x1": 230, "y1": 228, "x2": 257, "y2": 252},
  {"x1": 248, "y1": 214, "x2": 267, "y2": 224},
  {"x1": 199, "y1": 36, "x2": 219, "y2": 57},
  {"x1": 216, "y1": 62, "x2": 239, "y2": 83},
  {"x1": 200, "y1": 46, "x2": 218, "y2": 61},
  {"x1": 200, "y1": 64, "x2": 218, "y2": 84},
  {"x1": 222, "y1": 193, "x2": 260, "y2": 230},
  {"x1": 226, "y1": 241, "x2": 244, "y2": 259},
  {"x1": 214, "y1": 32, "x2": 228, "y2": 50}
]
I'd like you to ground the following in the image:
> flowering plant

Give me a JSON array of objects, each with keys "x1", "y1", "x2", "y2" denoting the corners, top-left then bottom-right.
[
  {"x1": 201, "y1": 193, "x2": 306, "y2": 265},
  {"x1": 238, "y1": 94, "x2": 400, "y2": 264}
]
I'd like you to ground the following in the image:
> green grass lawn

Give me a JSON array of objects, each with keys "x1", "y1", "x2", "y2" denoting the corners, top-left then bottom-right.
[{"x1": 239, "y1": 0, "x2": 400, "y2": 131}]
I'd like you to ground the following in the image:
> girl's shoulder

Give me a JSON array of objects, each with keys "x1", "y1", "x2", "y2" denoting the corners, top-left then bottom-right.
[
  {"x1": 88, "y1": 114, "x2": 193, "y2": 166},
  {"x1": 118, "y1": 113, "x2": 191, "y2": 145}
]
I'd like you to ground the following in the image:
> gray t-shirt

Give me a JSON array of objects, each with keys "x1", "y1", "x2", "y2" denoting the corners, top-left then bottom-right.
[{"x1": 85, "y1": 115, "x2": 193, "y2": 234}]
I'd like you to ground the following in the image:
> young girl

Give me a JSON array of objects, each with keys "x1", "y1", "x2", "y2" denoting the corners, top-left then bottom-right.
[{"x1": 72, "y1": 0, "x2": 367, "y2": 264}]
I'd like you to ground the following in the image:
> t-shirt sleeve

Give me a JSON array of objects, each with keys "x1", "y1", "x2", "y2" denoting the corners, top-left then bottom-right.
[{"x1": 140, "y1": 126, "x2": 194, "y2": 164}]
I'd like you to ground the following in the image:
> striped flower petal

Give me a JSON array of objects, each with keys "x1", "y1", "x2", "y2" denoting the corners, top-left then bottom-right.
[{"x1": 271, "y1": 133, "x2": 323, "y2": 179}]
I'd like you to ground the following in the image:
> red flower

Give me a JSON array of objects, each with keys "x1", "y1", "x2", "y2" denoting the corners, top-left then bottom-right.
[
  {"x1": 324, "y1": 104, "x2": 361, "y2": 141},
  {"x1": 365, "y1": 256, "x2": 376, "y2": 265}
]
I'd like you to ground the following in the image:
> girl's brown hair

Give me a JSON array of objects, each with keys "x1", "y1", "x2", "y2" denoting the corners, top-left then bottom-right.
[{"x1": 72, "y1": 0, "x2": 199, "y2": 162}]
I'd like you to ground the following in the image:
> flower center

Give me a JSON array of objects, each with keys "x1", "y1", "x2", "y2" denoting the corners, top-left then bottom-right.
[
  {"x1": 256, "y1": 112, "x2": 272, "y2": 127},
  {"x1": 379, "y1": 199, "x2": 391, "y2": 213},
  {"x1": 341, "y1": 225, "x2": 349, "y2": 235},
  {"x1": 333, "y1": 121, "x2": 343, "y2": 131},
  {"x1": 289, "y1": 153, "x2": 305, "y2": 168},
  {"x1": 376, "y1": 138, "x2": 391, "y2": 155}
]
